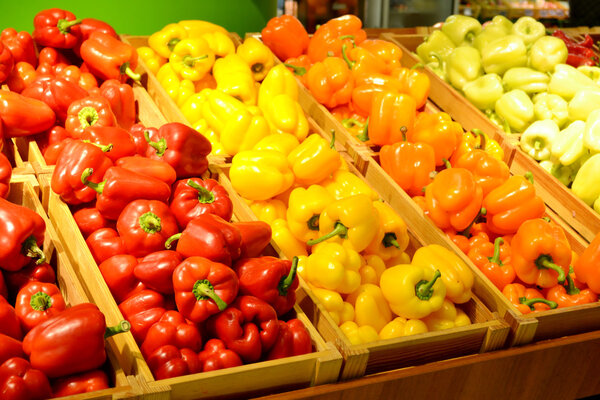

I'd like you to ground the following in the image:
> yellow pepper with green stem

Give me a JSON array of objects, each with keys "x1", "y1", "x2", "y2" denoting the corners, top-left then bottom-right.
[
  {"x1": 236, "y1": 37, "x2": 275, "y2": 81},
  {"x1": 287, "y1": 185, "x2": 335, "y2": 243},
  {"x1": 156, "y1": 63, "x2": 195, "y2": 107},
  {"x1": 364, "y1": 201, "x2": 409, "y2": 261},
  {"x1": 169, "y1": 38, "x2": 215, "y2": 81},
  {"x1": 287, "y1": 133, "x2": 341, "y2": 185},
  {"x1": 148, "y1": 23, "x2": 188, "y2": 58}
]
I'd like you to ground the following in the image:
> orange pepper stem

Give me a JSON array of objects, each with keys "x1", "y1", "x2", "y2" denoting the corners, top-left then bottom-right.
[
  {"x1": 356, "y1": 117, "x2": 369, "y2": 142},
  {"x1": 167, "y1": 38, "x2": 181, "y2": 52},
  {"x1": 307, "y1": 215, "x2": 320, "y2": 231},
  {"x1": 471, "y1": 128, "x2": 487, "y2": 150},
  {"x1": 416, "y1": 269, "x2": 442, "y2": 300},
  {"x1": 186, "y1": 180, "x2": 215, "y2": 204},
  {"x1": 338, "y1": 35, "x2": 356, "y2": 45},
  {"x1": 457, "y1": 207, "x2": 487, "y2": 237},
  {"x1": 487, "y1": 237, "x2": 505, "y2": 266},
  {"x1": 329, "y1": 130, "x2": 336, "y2": 149},
  {"x1": 535, "y1": 255, "x2": 566, "y2": 284},
  {"x1": 564, "y1": 273, "x2": 581, "y2": 295},
  {"x1": 283, "y1": 63, "x2": 307, "y2": 76},
  {"x1": 193, "y1": 279, "x2": 228, "y2": 311},
  {"x1": 29, "y1": 292, "x2": 52, "y2": 311},
  {"x1": 104, "y1": 320, "x2": 131, "y2": 339},
  {"x1": 279, "y1": 256, "x2": 298, "y2": 296},
  {"x1": 341, "y1": 43, "x2": 355, "y2": 70},
  {"x1": 22, "y1": 235, "x2": 46, "y2": 265},
  {"x1": 519, "y1": 297, "x2": 558, "y2": 311},
  {"x1": 524, "y1": 171, "x2": 534, "y2": 184},
  {"x1": 81, "y1": 168, "x2": 105, "y2": 194},
  {"x1": 306, "y1": 222, "x2": 348, "y2": 246},
  {"x1": 442, "y1": 158, "x2": 452, "y2": 169},
  {"x1": 383, "y1": 232, "x2": 401, "y2": 249},
  {"x1": 165, "y1": 233, "x2": 181, "y2": 249}
]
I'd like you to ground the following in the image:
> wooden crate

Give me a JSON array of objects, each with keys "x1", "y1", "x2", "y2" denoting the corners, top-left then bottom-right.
[
  {"x1": 42, "y1": 172, "x2": 343, "y2": 400},
  {"x1": 2, "y1": 139, "x2": 35, "y2": 175},
  {"x1": 8, "y1": 175, "x2": 138, "y2": 399}
]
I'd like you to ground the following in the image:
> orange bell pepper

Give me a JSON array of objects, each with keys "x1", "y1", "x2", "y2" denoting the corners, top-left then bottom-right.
[
  {"x1": 546, "y1": 272, "x2": 598, "y2": 308},
  {"x1": 342, "y1": 44, "x2": 386, "y2": 80},
  {"x1": 306, "y1": 56, "x2": 353, "y2": 109},
  {"x1": 283, "y1": 54, "x2": 311, "y2": 87},
  {"x1": 511, "y1": 218, "x2": 571, "y2": 288},
  {"x1": 409, "y1": 112, "x2": 461, "y2": 166},
  {"x1": 350, "y1": 73, "x2": 403, "y2": 117},
  {"x1": 453, "y1": 149, "x2": 510, "y2": 197},
  {"x1": 467, "y1": 237, "x2": 515, "y2": 290},
  {"x1": 306, "y1": 15, "x2": 367, "y2": 63},
  {"x1": 380, "y1": 140, "x2": 436, "y2": 197},
  {"x1": 573, "y1": 231, "x2": 600, "y2": 294},
  {"x1": 389, "y1": 66, "x2": 430, "y2": 109},
  {"x1": 261, "y1": 15, "x2": 309, "y2": 61},
  {"x1": 363, "y1": 90, "x2": 416, "y2": 146},
  {"x1": 331, "y1": 105, "x2": 367, "y2": 138},
  {"x1": 358, "y1": 39, "x2": 402, "y2": 73},
  {"x1": 502, "y1": 283, "x2": 557, "y2": 314},
  {"x1": 450, "y1": 129, "x2": 484, "y2": 165}
]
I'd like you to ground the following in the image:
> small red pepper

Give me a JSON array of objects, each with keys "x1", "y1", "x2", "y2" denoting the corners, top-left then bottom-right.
[
  {"x1": 0, "y1": 334, "x2": 25, "y2": 365},
  {"x1": 146, "y1": 345, "x2": 200, "y2": 380},
  {"x1": 468, "y1": 237, "x2": 515, "y2": 291},
  {"x1": 127, "y1": 307, "x2": 167, "y2": 345},
  {"x1": 170, "y1": 178, "x2": 233, "y2": 229},
  {"x1": 0, "y1": 42, "x2": 14, "y2": 84},
  {"x1": 129, "y1": 123, "x2": 155, "y2": 155},
  {"x1": 117, "y1": 290, "x2": 167, "y2": 344},
  {"x1": 234, "y1": 256, "x2": 298, "y2": 316},
  {"x1": 266, "y1": 318, "x2": 312, "y2": 360},
  {"x1": 235, "y1": 221, "x2": 273, "y2": 259},
  {"x1": 51, "y1": 369, "x2": 110, "y2": 397},
  {"x1": 172, "y1": 256, "x2": 239, "y2": 323},
  {"x1": 0, "y1": 90, "x2": 56, "y2": 137},
  {"x1": 74, "y1": 17, "x2": 118, "y2": 56},
  {"x1": 80, "y1": 32, "x2": 141, "y2": 82},
  {"x1": 0, "y1": 152, "x2": 11, "y2": 199},
  {"x1": 23, "y1": 303, "x2": 130, "y2": 378},
  {"x1": 37, "y1": 47, "x2": 70, "y2": 69},
  {"x1": 1, "y1": 28, "x2": 37, "y2": 67},
  {"x1": 98, "y1": 254, "x2": 144, "y2": 303},
  {"x1": 6, "y1": 62, "x2": 37, "y2": 93},
  {"x1": 116, "y1": 156, "x2": 177, "y2": 187},
  {"x1": 73, "y1": 205, "x2": 112, "y2": 238},
  {"x1": 98, "y1": 79, "x2": 136, "y2": 130},
  {"x1": 4, "y1": 264, "x2": 55, "y2": 299},
  {"x1": 546, "y1": 271, "x2": 598, "y2": 308},
  {"x1": 134, "y1": 250, "x2": 182, "y2": 295},
  {"x1": 198, "y1": 338, "x2": 242, "y2": 372},
  {"x1": 140, "y1": 310, "x2": 203, "y2": 357},
  {"x1": 65, "y1": 95, "x2": 116, "y2": 138},
  {"x1": 38, "y1": 127, "x2": 72, "y2": 165},
  {"x1": 86, "y1": 227, "x2": 126, "y2": 265},
  {"x1": 15, "y1": 282, "x2": 66, "y2": 333},
  {"x1": 81, "y1": 125, "x2": 137, "y2": 162},
  {"x1": 0, "y1": 296, "x2": 22, "y2": 340},
  {"x1": 21, "y1": 76, "x2": 87, "y2": 124},
  {"x1": 32, "y1": 8, "x2": 82, "y2": 49},
  {"x1": 0, "y1": 357, "x2": 52, "y2": 400},
  {"x1": 57, "y1": 64, "x2": 98, "y2": 92}
]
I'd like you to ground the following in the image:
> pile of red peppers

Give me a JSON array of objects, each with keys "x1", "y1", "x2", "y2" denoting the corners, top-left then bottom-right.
[{"x1": 552, "y1": 29, "x2": 599, "y2": 67}]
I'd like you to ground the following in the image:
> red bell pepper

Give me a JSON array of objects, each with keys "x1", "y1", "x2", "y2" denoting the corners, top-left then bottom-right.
[
  {"x1": 81, "y1": 125, "x2": 137, "y2": 162},
  {"x1": 4, "y1": 263, "x2": 56, "y2": 296},
  {"x1": 80, "y1": 32, "x2": 141, "y2": 82},
  {"x1": 98, "y1": 79, "x2": 136, "y2": 130},
  {"x1": 145, "y1": 122, "x2": 212, "y2": 179},
  {"x1": 126, "y1": 307, "x2": 167, "y2": 345},
  {"x1": 0, "y1": 152, "x2": 11, "y2": 199},
  {"x1": 198, "y1": 338, "x2": 243, "y2": 372},
  {"x1": 51, "y1": 369, "x2": 110, "y2": 397},
  {"x1": 0, "y1": 41, "x2": 14, "y2": 84},
  {"x1": 36, "y1": 47, "x2": 70, "y2": 69},
  {"x1": 207, "y1": 295, "x2": 279, "y2": 363},
  {"x1": 32, "y1": 8, "x2": 82, "y2": 49},
  {"x1": 82, "y1": 166, "x2": 172, "y2": 220},
  {"x1": 116, "y1": 199, "x2": 179, "y2": 258},
  {"x1": 172, "y1": 256, "x2": 239, "y2": 323},
  {"x1": 57, "y1": 64, "x2": 98, "y2": 92},
  {"x1": 129, "y1": 123, "x2": 155, "y2": 155},
  {"x1": 39, "y1": 128, "x2": 72, "y2": 166},
  {"x1": 146, "y1": 345, "x2": 200, "y2": 380},
  {"x1": 0, "y1": 90, "x2": 56, "y2": 137},
  {"x1": 166, "y1": 214, "x2": 242, "y2": 265},
  {"x1": 169, "y1": 178, "x2": 233, "y2": 229},
  {"x1": 118, "y1": 289, "x2": 166, "y2": 322},
  {"x1": 15, "y1": 282, "x2": 66, "y2": 333},
  {"x1": 134, "y1": 250, "x2": 182, "y2": 295},
  {"x1": 116, "y1": 156, "x2": 177, "y2": 187},
  {"x1": 74, "y1": 17, "x2": 118, "y2": 57},
  {"x1": 140, "y1": 310, "x2": 203, "y2": 357},
  {"x1": 0, "y1": 197, "x2": 46, "y2": 271},
  {"x1": 1, "y1": 28, "x2": 37, "y2": 67},
  {"x1": 86, "y1": 227, "x2": 126, "y2": 265},
  {"x1": 235, "y1": 221, "x2": 273, "y2": 259},
  {"x1": 261, "y1": 15, "x2": 310, "y2": 61},
  {"x1": 23, "y1": 302, "x2": 130, "y2": 378},
  {"x1": 0, "y1": 334, "x2": 25, "y2": 365},
  {"x1": 266, "y1": 318, "x2": 312, "y2": 360},
  {"x1": 234, "y1": 256, "x2": 298, "y2": 317},
  {"x1": 98, "y1": 254, "x2": 144, "y2": 303},
  {"x1": 51, "y1": 140, "x2": 113, "y2": 205},
  {"x1": 0, "y1": 296, "x2": 22, "y2": 340},
  {"x1": 0, "y1": 271, "x2": 6, "y2": 299},
  {"x1": 65, "y1": 95, "x2": 116, "y2": 138},
  {"x1": 73, "y1": 205, "x2": 112, "y2": 238},
  {"x1": 21, "y1": 76, "x2": 87, "y2": 124},
  {"x1": 0, "y1": 357, "x2": 52, "y2": 400},
  {"x1": 6, "y1": 62, "x2": 37, "y2": 93}
]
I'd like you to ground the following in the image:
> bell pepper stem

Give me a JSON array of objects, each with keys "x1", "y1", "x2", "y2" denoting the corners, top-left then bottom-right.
[
  {"x1": 83, "y1": 140, "x2": 113, "y2": 153},
  {"x1": 164, "y1": 233, "x2": 181, "y2": 249},
  {"x1": 120, "y1": 62, "x2": 141, "y2": 81},
  {"x1": 78, "y1": 106, "x2": 99, "y2": 128},
  {"x1": 329, "y1": 130, "x2": 336, "y2": 149},
  {"x1": 411, "y1": 63, "x2": 425, "y2": 70},
  {"x1": 104, "y1": 320, "x2": 131, "y2": 339},
  {"x1": 442, "y1": 158, "x2": 452, "y2": 169},
  {"x1": 22, "y1": 235, "x2": 46, "y2": 265},
  {"x1": 356, "y1": 117, "x2": 369, "y2": 142},
  {"x1": 283, "y1": 63, "x2": 307, "y2": 76},
  {"x1": 193, "y1": 279, "x2": 228, "y2": 311},
  {"x1": 383, "y1": 232, "x2": 401, "y2": 248},
  {"x1": 307, "y1": 215, "x2": 320, "y2": 231},
  {"x1": 458, "y1": 208, "x2": 487, "y2": 237},
  {"x1": 487, "y1": 237, "x2": 505, "y2": 265},
  {"x1": 342, "y1": 118, "x2": 364, "y2": 130},
  {"x1": 57, "y1": 18, "x2": 82, "y2": 34},
  {"x1": 278, "y1": 256, "x2": 298, "y2": 296},
  {"x1": 471, "y1": 128, "x2": 487, "y2": 150},
  {"x1": 144, "y1": 130, "x2": 168, "y2": 157},
  {"x1": 186, "y1": 180, "x2": 215, "y2": 204},
  {"x1": 29, "y1": 292, "x2": 52, "y2": 311},
  {"x1": 306, "y1": 222, "x2": 348, "y2": 246},
  {"x1": 167, "y1": 38, "x2": 181, "y2": 52},
  {"x1": 139, "y1": 212, "x2": 162, "y2": 234},
  {"x1": 519, "y1": 297, "x2": 558, "y2": 311},
  {"x1": 524, "y1": 171, "x2": 534, "y2": 184},
  {"x1": 339, "y1": 35, "x2": 356, "y2": 45},
  {"x1": 81, "y1": 168, "x2": 105, "y2": 194},
  {"x1": 341, "y1": 43, "x2": 355, "y2": 70},
  {"x1": 564, "y1": 273, "x2": 581, "y2": 295},
  {"x1": 535, "y1": 255, "x2": 567, "y2": 284},
  {"x1": 415, "y1": 269, "x2": 442, "y2": 300},
  {"x1": 183, "y1": 54, "x2": 208, "y2": 68}
]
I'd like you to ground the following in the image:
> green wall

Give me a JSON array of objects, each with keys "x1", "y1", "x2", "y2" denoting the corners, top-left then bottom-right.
[{"x1": 0, "y1": 0, "x2": 276, "y2": 37}]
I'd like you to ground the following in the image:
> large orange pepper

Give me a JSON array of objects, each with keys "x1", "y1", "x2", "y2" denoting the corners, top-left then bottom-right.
[
  {"x1": 424, "y1": 167, "x2": 483, "y2": 232},
  {"x1": 363, "y1": 90, "x2": 416, "y2": 146},
  {"x1": 358, "y1": 39, "x2": 403, "y2": 73},
  {"x1": 573, "y1": 231, "x2": 600, "y2": 294},
  {"x1": 390, "y1": 66, "x2": 430, "y2": 109},
  {"x1": 350, "y1": 73, "x2": 403, "y2": 116},
  {"x1": 342, "y1": 44, "x2": 386, "y2": 80},
  {"x1": 502, "y1": 283, "x2": 557, "y2": 314},
  {"x1": 261, "y1": 15, "x2": 309, "y2": 61},
  {"x1": 511, "y1": 218, "x2": 572, "y2": 288},
  {"x1": 283, "y1": 54, "x2": 311, "y2": 87},
  {"x1": 453, "y1": 149, "x2": 510, "y2": 197},
  {"x1": 306, "y1": 15, "x2": 367, "y2": 63},
  {"x1": 306, "y1": 56, "x2": 353, "y2": 109},
  {"x1": 546, "y1": 272, "x2": 598, "y2": 308},
  {"x1": 379, "y1": 141, "x2": 436, "y2": 197},
  {"x1": 410, "y1": 112, "x2": 461, "y2": 166}
]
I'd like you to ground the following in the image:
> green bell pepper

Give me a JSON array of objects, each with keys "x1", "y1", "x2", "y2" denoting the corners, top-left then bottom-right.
[
  {"x1": 568, "y1": 89, "x2": 600, "y2": 122},
  {"x1": 551, "y1": 120, "x2": 586, "y2": 166},
  {"x1": 481, "y1": 35, "x2": 528, "y2": 76},
  {"x1": 485, "y1": 15, "x2": 513, "y2": 34},
  {"x1": 572, "y1": 153, "x2": 600, "y2": 206},
  {"x1": 463, "y1": 73, "x2": 504, "y2": 111},
  {"x1": 441, "y1": 15, "x2": 482, "y2": 46},
  {"x1": 502, "y1": 67, "x2": 550, "y2": 94},
  {"x1": 533, "y1": 93, "x2": 569, "y2": 129},
  {"x1": 539, "y1": 160, "x2": 578, "y2": 187},
  {"x1": 446, "y1": 46, "x2": 483, "y2": 91},
  {"x1": 416, "y1": 30, "x2": 456, "y2": 65},
  {"x1": 583, "y1": 109, "x2": 600, "y2": 152},
  {"x1": 425, "y1": 52, "x2": 447, "y2": 81},
  {"x1": 511, "y1": 16, "x2": 545, "y2": 47},
  {"x1": 528, "y1": 36, "x2": 568, "y2": 73},
  {"x1": 473, "y1": 26, "x2": 508, "y2": 53},
  {"x1": 520, "y1": 119, "x2": 559, "y2": 161},
  {"x1": 495, "y1": 89, "x2": 534, "y2": 133},
  {"x1": 577, "y1": 66, "x2": 600, "y2": 85},
  {"x1": 548, "y1": 64, "x2": 599, "y2": 101}
]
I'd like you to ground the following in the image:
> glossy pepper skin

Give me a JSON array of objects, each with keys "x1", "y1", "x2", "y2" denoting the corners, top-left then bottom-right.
[
  {"x1": 207, "y1": 295, "x2": 279, "y2": 363},
  {"x1": 267, "y1": 318, "x2": 312, "y2": 360},
  {"x1": 306, "y1": 57, "x2": 354, "y2": 110},
  {"x1": 364, "y1": 201, "x2": 409, "y2": 261},
  {"x1": 115, "y1": 156, "x2": 177, "y2": 187},
  {"x1": 0, "y1": 334, "x2": 25, "y2": 366},
  {"x1": 4, "y1": 264, "x2": 56, "y2": 299},
  {"x1": 574, "y1": 232, "x2": 600, "y2": 294},
  {"x1": 365, "y1": 90, "x2": 416, "y2": 146},
  {"x1": 379, "y1": 141, "x2": 436, "y2": 197},
  {"x1": 6, "y1": 61, "x2": 37, "y2": 93},
  {"x1": 0, "y1": 153, "x2": 11, "y2": 199},
  {"x1": 0, "y1": 297, "x2": 22, "y2": 340},
  {"x1": 98, "y1": 254, "x2": 142, "y2": 303},
  {"x1": 236, "y1": 37, "x2": 274, "y2": 81},
  {"x1": 546, "y1": 271, "x2": 598, "y2": 308},
  {"x1": 87, "y1": 228, "x2": 126, "y2": 266},
  {"x1": 0, "y1": 357, "x2": 52, "y2": 400},
  {"x1": 234, "y1": 256, "x2": 298, "y2": 317},
  {"x1": 21, "y1": 76, "x2": 87, "y2": 124},
  {"x1": 80, "y1": 32, "x2": 141, "y2": 82},
  {"x1": 235, "y1": 221, "x2": 272, "y2": 259},
  {"x1": 51, "y1": 369, "x2": 110, "y2": 397},
  {"x1": 170, "y1": 178, "x2": 233, "y2": 229},
  {"x1": 468, "y1": 237, "x2": 515, "y2": 291},
  {"x1": 359, "y1": 39, "x2": 402, "y2": 74},
  {"x1": 287, "y1": 133, "x2": 341, "y2": 186},
  {"x1": 118, "y1": 290, "x2": 165, "y2": 344},
  {"x1": 169, "y1": 37, "x2": 215, "y2": 82},
  {"x1": 65, "y1": 95, "x2": 116, "y2": 138},
  {"x1": 0, "y1": 42, "x2": 13, "y2": 84},
  {"x1": 15, "y1": 282, "x2": 66, "y2": 333},
  {"x1": 98, "y1": 79, "x2": 136, "y2": 130},
  {"x1": 230, "y1": 150, "x2": 294, "y2": 201},
  {"x1": 81, "y1": 125, "x2": 137, "y2": 162},
  {"x1": 146, "y1": 345, "x2": 200, "y2": 380},
  {"x1": 307, "y1": 14, "x2": 367, "y2": 63},
  {"x1": 140, "y1": 310, "x2": 203, "y2": 357},
  {"x1": 198, "y1": 338, "x2": 243, "y2": 372},
  {"x1": 23, "y1": 303, "x2": 130, "y2": 378},
  {"x1": 173, "y1": 256, "x2": 238, "y2": 324},
  {"x1": 511, "y1": 218, "x2": 572, "y2": 288},
  {"x1": 261, "y1": 15, "x2": 309, "y2": 61},
  {"x1": 1, "y1": 28, "x2": 37, "y2": 67},
  {"x1": 0, "y1": 198, "x2": 46, "y2": 272},
  {"x1": 0, "y1": 90, "x2": 56, "y2": 137},
  {"x1": 304, "y1": 242, "x2": 362, "y2": 294},
  {"x1": 453, "y1": 149, "x2": 510, "y2": 197},
  {"x1": 32, "y1": 8, "x2": 81, "y2": 49},
  {"x1": 346, "y1": 283, "x2": 392, "y2": 332},
  {"x1": 286, "y1": 185, "x2": 335, "y2": 243},
  {"x1": 502, "y1": 283, "x2": 557, "y2": 314},
  {"x1": 134, "y1": 250, "x2": 182, "y2": 295},
  {"x1": 213, "y1": 54, "x2": 257, "y2": 106},
  {"x1": 410, "y1": 112, "x2": 461, "y2": 167}
]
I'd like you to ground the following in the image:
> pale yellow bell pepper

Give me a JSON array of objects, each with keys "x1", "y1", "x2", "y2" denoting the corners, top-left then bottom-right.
[
  {"x1": 421, "y1": 299, "x2": 471, "y2": 331},
  {"x1": 346, "y1": 283, "x2": 393, "y2": 332},
  {"x1": 379, "y1": 317, "x2": 428, "y2": 340},
  {"x1": 340, "y1": 321, "x2": 380, "y2": 345}
]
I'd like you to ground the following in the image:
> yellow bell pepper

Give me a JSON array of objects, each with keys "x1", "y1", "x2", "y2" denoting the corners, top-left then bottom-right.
[
  {"x1": 384, "y1": 252, "x2": 411, "y2": 268},
  {"x1": 287, "y1": 133, "x2": 341, "y2": 185},
  {"x1": 249, "y1": 199, "x2": 287, "y2": 224},
  {"x1": 148, "y1": 23, "x2": 188, "y2": 58},
  {"x1": 379, "y1": 317, "x2": 428, "y2": 340},
  {"x1": 169, "y1": 38, "x2": 215, "y2": 82},
  {"x1": 477, "y1": 129, "x2": 504, "y2": 161},
  {"x1": 213, "y1": 54, "x2": 257, "y2": 106},
  {"x1": 321, "y1": 170, "x2": 379, "y2": 201},
  {"x1": 156, "y1": 63, "x2": 195, "y2": 107},
  {"x1": 236, "y1": 37, "x2": 275, "y2": 81},
  {"x1": 304, "y1": 242, "x2": 361, "y2": 294},
  {"x1": 340, "y1": 321, "x2": 380, "y2": 345},
  {"x1": 261, "y1": 94, "x2": 309, "y2": 141},
  {"x1": 346, "y1": 284, "x2": 392, "y2": 332},
  {"x1": 308, "y1": 194, "x2": 379, "y2": 253},
  {"x1": 230, "y1": 150, "x2": 294, "y2": 201},
  {"x1": 180, "y1": 90, "x2": 211, "y2": 124},
  {"x1": 220, "y1": 109, "x2": 270, "y2": 155},
  {"x1": 411, "y1": 244, "x2": 474, "y2": 304},
  {"x1": 364, "y1": 201, "x2": 409, "y2": 261},
  {"x1": 359, "y1": 254, "x2": 386, "y2": 285},
  {"x1": 178, "y1": 20, "x2": 228, "y2": 37},
  {"x1": 287, "y1": 185, "x2": 335, "y2": 243},
  {"x1": 258, "y1": 64, "x2": 299, "y2": 106},
  {"x1": 252, "y1": 133, "x2": 300, "y2": 156},
  {"x1": 421, "y1": 299, "x2": 471, "y2": 331},
  {"x1": 200, "y1": 89, "x2": 246, "y2": 133},
  {"x1": 192, "y1": 119, "x2": 226, "y2": 156},
  {"x1": 271, "y1": 218, "x2": 307, "y2": 259},
  {"x1": 380, "y1": 264, "x2": 446, "y2": 319},
  {"x1": 202, "y1": 31, "x2": 235, "y2": 58},
  {"x1": 309, "y1": 285, "x2": 354, "y2": 326},
  {"x1": 136, "y1": 46, "x2": 166, "y2": 75}
]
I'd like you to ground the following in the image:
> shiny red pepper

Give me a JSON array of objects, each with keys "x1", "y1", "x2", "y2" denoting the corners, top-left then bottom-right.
[
  {"x1": 266, "y1": 318, "x2": 312, "y2": 360},
  {"x1": 118, "y1": 289, "x2": 166, "y2": 343},
  {"x1": 39, "y1": 128, "x2": 72, "y2": 166},
  {"x1": 235, "y1": 221, "x2": 273, "y2": 259},
  {"x1": 73, "y1": 205, "x2": 112, "y2": 238},
  {"x1": 6, "y1": 62, "x2": 38, "y2": 93},
  {"x1": 0, "y1": 296, "x2": 22, "y2": 340},
  {"x1": 170, "y1": 178, "x2": 233, "y2": 229},
  {"x1": 129, "y1": 123, "x2": 155, "y2": 155},
  {"x1": 146, "y1": 345, "x2": 200, "y2": 380},
  {"x1": 0, "y1": 42, "x2": 14, "y2": 84},
  {"x1": 0, "y1": 272, "x2": 6, "y2": 299},
  {"x1": 198, "y1": 338, "x2": 242, "y2": 372},
  {"x1": 51, "y1": 369, "x2": 110, "y2": 397},
  {"x1": 0, "y1": 357, "x2": 52, "y2": 400},
  {"x1": 36, "y1": 47, "x2": 70, "y2": 69},
  {"x1": 98, "y1": 254, "x2": 144, "y2": 303},
  {"x1": 4, "y1": 264, "x2": 56, "y2": 298},
  {"x1": 57, "y1": 64, "x2": 98, "y2": 92},
  {"x1": 15, "y1": 282, "x2": 66, "y2": 333},
  {"x1": 32, "y1": 8, "x2": 82, "y2": 49},
  {"x1": 0, "y1": 90, "x2": 56, "y2": 137},
  {"x1": 116, "y1": 156, "x2": 177, "y2": 187},
  {"x1": 21, "y1": 76, "x2": 87, "y2": 124},
  {"x1": 98, "y1": 79, "x2": 136, "y2": 130},
  {"x1": 74, "y1": 17, "x2": 118, "y2": 57},
  {"x1": 0, "y1": 28, "x2": 36, "y2": 67},
  {"x1": 80, "y1": 32, "x2": 141, "y2": 82},
  {"x1": 0, "y1": 152, "x2": 11, "y2": 199},
  {"x1": 65, "y1": 95, "x2": 116, "y2": 138},
  {"x1": 134, "y1": 250, "x2": 182, "y2": 295},
  {"x1": 86, "y1": 227, "x2": 126, "y2": 265},
  {"x1": 140, "y1": 310, "x2": 203, "y2": 357},
  {"x1": 80, "y1": 125, "x2": 137, "y2": 162},
  {"x1": 0, "y1": 334, "x2": 25, "y2": 365}
]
